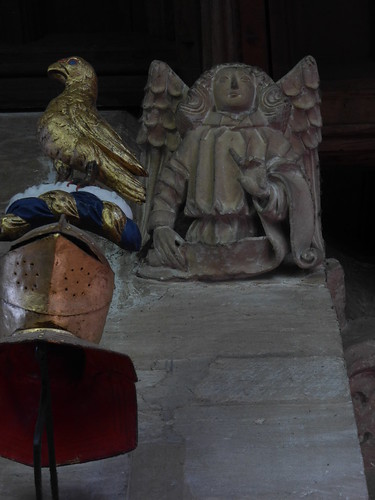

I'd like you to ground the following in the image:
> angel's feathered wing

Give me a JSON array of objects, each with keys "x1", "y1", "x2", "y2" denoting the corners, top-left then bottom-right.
[
  {"x1": 137, "y1": 60, "x2": 189, "y2": 241},
  {"x1": 277, "y1": 55, "x2": 324, "y2": 254}
]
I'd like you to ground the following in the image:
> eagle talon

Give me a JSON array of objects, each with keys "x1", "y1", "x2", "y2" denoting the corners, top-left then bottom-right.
[
  {"x1": 67, "y1": 178, "x2": 81, "y2": 188},
  {"x1": 54, "y1": 160, "x2": 72, "y2": 182},
  {"x1": 75, "y1": 181, "x2": 88, "y2": 191},
  {"x1": 65, "y1": 162, "x2": 98, "y2": 190},
  {"x1": 84, "y1": 160, "x2": 99, "y2": 185}
]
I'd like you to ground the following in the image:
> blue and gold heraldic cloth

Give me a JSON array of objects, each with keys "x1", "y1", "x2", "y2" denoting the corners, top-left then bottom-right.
[{"x1": 1, "y1": 190, "x2": 141, "y2": 251}]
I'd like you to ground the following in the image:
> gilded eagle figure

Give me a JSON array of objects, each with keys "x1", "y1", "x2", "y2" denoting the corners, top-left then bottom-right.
[{"x1": 38, "y1": 56, "x2": 147, "y2": 203}]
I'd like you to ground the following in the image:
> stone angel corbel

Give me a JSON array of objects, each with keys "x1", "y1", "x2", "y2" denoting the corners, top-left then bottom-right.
[{"x1": 137, "y1": 56, "x2": 325, "y2": 280}]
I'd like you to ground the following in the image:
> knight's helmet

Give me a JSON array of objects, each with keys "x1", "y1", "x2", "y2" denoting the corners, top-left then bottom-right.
[{"x1": 0, "y1": 218, "x2": 137, "y2": 466}]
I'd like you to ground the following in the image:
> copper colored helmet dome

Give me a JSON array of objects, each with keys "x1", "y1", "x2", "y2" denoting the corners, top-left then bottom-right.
[{"x1": 0, "y1": 218, "x2": 114, "y2": 343}]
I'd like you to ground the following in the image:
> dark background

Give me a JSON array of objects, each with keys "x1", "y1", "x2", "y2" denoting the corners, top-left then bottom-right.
[{"x1": 1, "y1": 0, "x2": 374, "y2": 260}]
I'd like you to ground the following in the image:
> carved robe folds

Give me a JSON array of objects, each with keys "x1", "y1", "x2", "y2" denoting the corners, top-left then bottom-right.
[{"x1": 146, "y1": 117, "x2": 321, "y2": 279}]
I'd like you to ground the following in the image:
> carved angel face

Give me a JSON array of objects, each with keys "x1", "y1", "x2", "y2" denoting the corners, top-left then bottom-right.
[{"x1": 213, "y1": 67, "x2": 256, "y2": 113}]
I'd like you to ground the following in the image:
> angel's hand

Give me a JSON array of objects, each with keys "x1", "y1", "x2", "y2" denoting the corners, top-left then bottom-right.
[
  {"x1": 153, "y1": 226, "x2": 186, "y2": 270},
  {"x1": 229, "y1": 148, "x2": 270, "y2": 199}
]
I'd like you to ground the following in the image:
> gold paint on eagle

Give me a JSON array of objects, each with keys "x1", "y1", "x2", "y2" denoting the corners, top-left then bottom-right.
[
  {"x1": 38, "y1": 56, "x2": 147, "y2": 203},
  {"x1": 0, "y1": 214, "x2": 30, "y2": 240},
  {"x1": 40, "y1": 190, "x2": 80, "y2": 220},
  {"x1": 0, "y1": 190, "x2": 128, "y2": 247},
  {"x1": 101, "y1": 201, "x2": 127, "y2": 244}
]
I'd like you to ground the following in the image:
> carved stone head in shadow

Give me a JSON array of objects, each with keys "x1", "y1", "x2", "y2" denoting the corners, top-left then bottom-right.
[
  {"x1": 177, "y1": 63, "x2": 291, "y2": 135},
  {"x1": 212, "y1": 66, "x2": 257, "y2": 113}
]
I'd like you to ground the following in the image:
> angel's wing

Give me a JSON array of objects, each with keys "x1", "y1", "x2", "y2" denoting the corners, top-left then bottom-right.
[
  {"x1": 137, "y1": 60, "x2": 188, "y2": 243},
  {"x1": 69, "y1": 103, "x2": 147, "y2": 177},
  {"x1": 277, "y1": 55, "x2": 324, "y2": 252}
]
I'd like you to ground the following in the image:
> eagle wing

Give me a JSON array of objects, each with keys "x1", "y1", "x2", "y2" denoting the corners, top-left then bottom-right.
[
  {"x1": 63, "y1": 102, "x2": 146, "y2": 203},
  {"x1": 69, "y1": 101, "x2": 147, "y2": 177}
]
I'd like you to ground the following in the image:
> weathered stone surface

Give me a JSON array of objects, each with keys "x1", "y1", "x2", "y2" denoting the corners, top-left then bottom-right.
[
  {"x1": 172, "y1": 403, "x2": 364, "y2": 499},
  {"x1": 107, "y1": 261, "x2": 366, "y2": 499},
  {"x1": 128, "y1": 443, "x2": 187, "y2": 500},
  {"x1": 103, "y1": 265, "x2": 345, "y2": 364},
  {"x1": 0, "y1": 454, "x2": 130, "y2": 499},
  {"x1": 326, "y1": 257, "x2": 347, "y2": 329},
  {"x1": 194, "y1": 356, "x2": 350, "y2": 403}
]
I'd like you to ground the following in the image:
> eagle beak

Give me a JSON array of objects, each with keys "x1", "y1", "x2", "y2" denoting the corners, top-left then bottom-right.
[{"x1": 47, "y1": 61, "x2": 68, "y2": 84}]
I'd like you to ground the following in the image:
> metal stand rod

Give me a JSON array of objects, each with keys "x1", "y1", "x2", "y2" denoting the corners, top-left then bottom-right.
[{"x1": 33, "y1": 343, "x2": 59, "y2": 500}]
